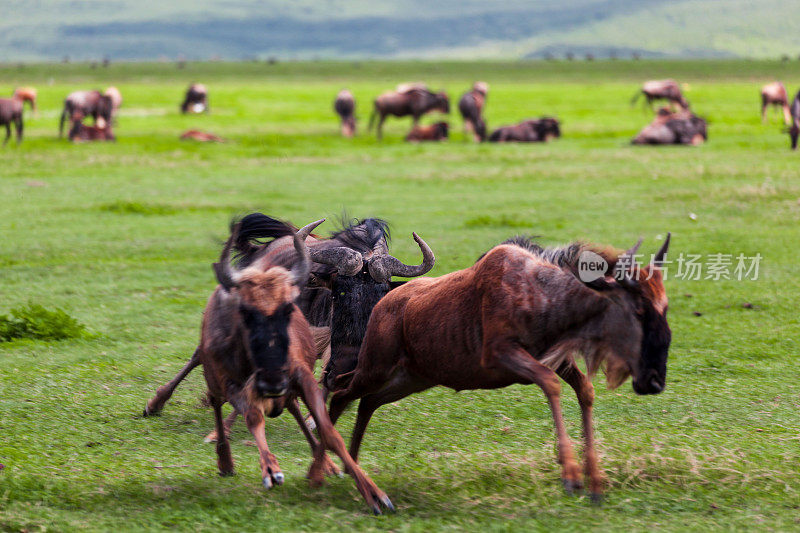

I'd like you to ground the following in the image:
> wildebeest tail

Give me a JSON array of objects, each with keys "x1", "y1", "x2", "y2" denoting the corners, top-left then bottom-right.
[
  {"x1": 630, "y1": 90, "x2": 642, "y2": 106},
  {"x1": 232, "y1": 213, "x2": 297, "y2": 267}
]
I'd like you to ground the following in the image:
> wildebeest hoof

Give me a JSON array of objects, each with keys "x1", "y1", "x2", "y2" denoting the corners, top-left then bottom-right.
[
  {"x1": 562, "y1": 478, "x2": 583, "y2": 495},
  {"x1": 262, "y1": 476, "x2": 273, "y2": 489},
  {"x1": 590, "y1": 492, "x2": 604, "y2": 506},
  {"x1": 380, "y1": 495, "x2": 395, "y2": 513},
  {"x1": 218, "y1": 470, "x2": 235, "y2": 477},
  {"x1": 371, "y1": 504, "x2": 382, "y2": 516},
  {"x1": 273, "y1": 472, "x2": 285, "y2": 485},
  {"x1": 142, "y1": 406, "x2": 160, "y2": 417}
]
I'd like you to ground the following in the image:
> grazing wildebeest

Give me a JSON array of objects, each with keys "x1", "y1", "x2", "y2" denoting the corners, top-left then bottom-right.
[
  {"x1": 334, "y1": 89, "x2": 356, "y2": 137},
  {"x1": 59, "y1": 90, "x2": 113, "y2": 138},
  {"x1": 760, "y1": 82, "x2": 791, "y2": 124},
  {"x1": 632, "y1": 108, "x2": 707, "y2": 145},
  {"x1": 458, "y1": 81, "x2": 488, "y2": 142},
  {"x1": 12, "y1": 87, "x2": 36, "y2": 114},
  {"x1": 180, "y1": 129, "x2": 225, "y2": 142},
  {"x1": 788, "y1": 90, "x2": 800, "y2": 150},
  {"x1": 68, "y1": 119, "x2": 115, "y2": 142},
  {"x1": 181, "y1": 83, "x2": 208, "y2": 114},
  {"x1": 489, "y1": 117, "x2": 561, "y2": 143},
  {"x1": 195, "y1": 218, "x2": 394, "y2": 514},
  {"x1": 327, "y1": 234, "x2": 672, "y2": 502},
  {"x1": 405, "y1": 122, "x2": 448, "y2": 142},
  {"x1": 368, "y1": 85, "x2": 449, "y2": 140},
  {"x1": 632, "y1": 80, "x2": 690, "y2": 111},
  {"x1": 143, "y1": 215, "x2": 434, "y2": 438},
  {"x1": 0, "y1": 98, "x2": 23, "y2": 145}
]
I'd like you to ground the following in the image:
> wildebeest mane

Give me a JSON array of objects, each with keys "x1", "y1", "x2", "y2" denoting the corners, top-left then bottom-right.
[
  {"x1": 329, "y1": 216, "x2": 391, "y2": 253},
  {"x1": 231, "y1": 213, "x2": 297, "y2": 268}
]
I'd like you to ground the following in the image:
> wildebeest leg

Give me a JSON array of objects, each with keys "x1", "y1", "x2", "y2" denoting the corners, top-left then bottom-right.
[
  {"x1": 59, "y1": 107, "x2": 67, "y2": 138},
  {"x1": 491, "y1": 345, "x2": 581, "y2": 493},
  {"x1": 300, "y1": 373, "x2": 394, "y2": 514},
  {"x1": 286, "y1": 398, "x2": 341, "y2": 479},
  {"x1": 376, "y1": 114, "x2": 386, "y2": 140},
  {"x1": 244, "y1": 406, "x2": 284, "y2": 489},
  {"x1": 761, "y1": 95, "x2": 768, "y2": 123},
  {"x1": 556, "y1": 361, "x2": 604, "y2": 501},
  {"x1": 15, "y1": 118, "x2": 23, "y2": 144},
  {"x1": 212, "y1": 396, "x2": 235, "y2": 476},
  {"x1": 143, "y1": 349, "x2": 201, "y2": 416},
  {"x1": 203, "y1": 408, "x2": 238, "y2": 442},
  {"x1": 783, "y1": 105, "x2": 793, "y2": 126},
  {"x1": 3, "y1": 123, "x2": 10, "y2": 146}
]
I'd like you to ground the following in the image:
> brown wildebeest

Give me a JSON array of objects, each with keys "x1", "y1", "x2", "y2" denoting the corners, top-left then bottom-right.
[
  {"x1": 68, "y1": 119, "x2": 115, "y2": 142},
  {"x1": 196, "y1": 218, "x2": 394, "y2": 514},
  {"x1": 489, "y1": 117, "x2": 561, "y2": 143},
  {"x1": 181, "y1": 83, "x2": 208, "y2": 114},
  {"x1": 334, "y1": 89, "x2": 356, "y2": 137},
  {"x1": 368, "y1": 85, "x2": 449, "y2": 140},
  {"x1": 59, "y1": 90, "x2": 113, "y2": 138},
  {"x1": 180, "y1": 129, "x2": 225, "y2": 142},
  {"x1": 788, "y1": 90, "x2": 800, "y2": 150},
  {"x1": 760, "y1": 82, "x2": 791, "y2": 124},
  {"x1": 327, "y1": 234, "x2": 672, "y2": 503},
  {"x1": 632, "y1": 80, "x2": 689, "y2": 111},
  {"x1": 458, "y1": 81, "x2": 488, "y2": 142},
  {"x1": 405, "y1": 122, "x2": 448, "y2": 142},
  {"x1": 13, "y1": 87, "x2": 36, "y2": 114},
  {"x1": 632, "y1": 108, "x2": 707, "y2": 146},
  {"x1": 0, "y1": 98, "x2": 23, "y2": 145}
]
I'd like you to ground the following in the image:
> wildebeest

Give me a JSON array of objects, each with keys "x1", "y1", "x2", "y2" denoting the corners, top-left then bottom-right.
[
  {"x1": 104, "y1": 87, "x2": 123, "y2": 114},
  {"x1": 181, "y1": 83, "x2": 208, "y2": 114},
  {"x1": 788, "y1": 90, "x2": 800, "y2": 149},
  {"x1": 327, "y1": 234, "x2": 671, "y2": 502},
  {"x1": 458, "y1": 81, "x2": 488, "y2": 141},
  {"x1": 334, "y1": 89, "x2": 356, "y2": 137},
  {"x1": 68, "y1": 119, "x2": 115, "y2": 142},
  {"x1": 632, "y1": 80, "x2": 689, "y2": 111},
  {"x1": 180, "y1": 129, "x2": 225, "y2": 142},
  {"x1": 12, "y1": 87, "x2": 36, "y2": 114},
  {"x1": 760, "y1": 82, "x2": 791, "y2": 124},
  {"x1": 368, "y1": 85, "x2": 449, "y2": 140},
  {"x1": 0, "y1": 98, "x2": 23, "y2": 145},
  {"x1": 195, "y1": 218, "x2": 394, "y2": 514},
  {"x1": 489, "y1": 117, "x2": 561, "y2": 143},
  {"x1": 59, "y1": 90, "x2": 113, "y2": 138},
  {"x1": 143, "y1": 215, "x2": 434, "y2": 437},
  {"x1": 632, "y1": 108, "x2": 707, "y2": 145},
  {"x1": 405, "y1": 122, "x2": 448, "y2": 142}
]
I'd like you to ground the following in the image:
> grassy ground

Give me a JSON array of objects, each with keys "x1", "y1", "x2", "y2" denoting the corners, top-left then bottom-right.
[{"x1": 1, "y1": 60, "x2": 799, "y2": 531}]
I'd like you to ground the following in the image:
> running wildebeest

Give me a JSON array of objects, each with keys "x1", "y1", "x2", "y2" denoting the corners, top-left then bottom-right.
[
  {"x1": 369, "y1": 84, "x2": 449, "y2": 140},
  {"x1": 632, "y1": 80, "x2": 690, "y2": 111},
  {"x1": 181, "y1": 83, "x2": 208, "y2": 114},
  {"x1": 59, "y1": 90, "x2": 113, "y2": 138},
  {"x1": 458, "y1": 81, "x2": 488, "y2": 142},
  {"x1": 760, "y1": 82, "x2": 791, "y2": 125},
  {"x1": 0, "y1": 97, "x2": 23, "y2": 145},
  {"x1": 143, "y1": 215, "x2": 434, "y2": 440},
  {"x1": 334, "y1": 89, "x2": 356, "y2": 137},
  {"x1": 632, "y1": 108, "x2": 707, "y2": 145},
  {"x1": 489, "y1": 117, "x2": 561, "y2": 143},
  {"x1": 194, "y1": 218, "x2": 394, "y2": 514},
  {"x1": 12, "y1": 87, "x2": 36, "y2": 114},
  {"x1": 405, "y1": 122, "x2": 448, "y2": 142},
  {"x1": 326, "y1": 234, "x2": 671, "y2": 503},
  {"x1": 788, "y1": 90, "x2": 800, "y2": 150},
  {"x1": 68, "y1": 118, "x2": 115, "y2": 142}
]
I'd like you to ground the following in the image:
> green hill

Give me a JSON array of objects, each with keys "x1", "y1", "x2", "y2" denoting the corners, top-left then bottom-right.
[{"x1": 3, "y1": 0, "x2": 799, "y2": 61}]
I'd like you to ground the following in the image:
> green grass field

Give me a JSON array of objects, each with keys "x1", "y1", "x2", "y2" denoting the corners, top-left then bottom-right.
[{"x1": 1, "y1": 60, "x2": 799, "y2": 531}]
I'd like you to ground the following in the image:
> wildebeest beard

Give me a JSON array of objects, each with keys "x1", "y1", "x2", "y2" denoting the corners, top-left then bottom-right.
[
  {"x1": 633, "y1": 302, "x2": 671, "y2": 395},
  {"x1": 239, "y1": 302, "x2": 293, "y2": 398}
]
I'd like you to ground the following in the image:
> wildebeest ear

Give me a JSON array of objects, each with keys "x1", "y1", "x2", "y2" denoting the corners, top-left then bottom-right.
[{"x1": 309, "y1": 272, "x2": 333, "y2": 289}]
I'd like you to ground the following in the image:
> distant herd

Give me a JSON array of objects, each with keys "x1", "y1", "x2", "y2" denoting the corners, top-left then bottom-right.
[{"x1": 1, "y1": 78, "x2": 799, "y2": 147}]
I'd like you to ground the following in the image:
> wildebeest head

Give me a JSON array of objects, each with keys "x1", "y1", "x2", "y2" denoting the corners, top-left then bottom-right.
[
  {"x1": 435, "y1": 92, "x2": 450, "y2": 114},
  {"x1": 214, "y1": 218, "x2": 324, "y2": 399}
]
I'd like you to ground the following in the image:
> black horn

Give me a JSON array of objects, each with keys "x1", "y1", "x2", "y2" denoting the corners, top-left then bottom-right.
[
  {"x1": 309, "y1": 246, "x2": 364, "y2": 276},
  {"x1": 652, "y1": 233, "x2": 671, "y2": 267},
  {"x1": 368, "y1": 232, "x2": 435, "y2": 283},
  {"x1": 213, "y1": 222, "x2": 241, "y2": 291},
  {"x1": 291, "y1": 219, "x2": 326, "y2": 285},
  {"x1": 616, "y1": 237, "x2": 643, "y2": 287}
]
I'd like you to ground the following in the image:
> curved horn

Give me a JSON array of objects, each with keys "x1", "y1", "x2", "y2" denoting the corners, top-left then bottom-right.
[
  {"x1": 290, "y1": 218, "x2": 326, "y2": 285},
  {"x1": 369, "y1": 232, "x2": 435, "y2": 282},
  {"x1": 652, "y1": 232, "x2": 671, "y2": 267},
  {"x1": 615, "y1": 237, "x2": 643, "y2": 288},
  {"x1": 309, "y1": 246, "x2": 363, "y2": 276},
  {"x1": 212, "y1": 222, "x2": 241, "y2": 291}
]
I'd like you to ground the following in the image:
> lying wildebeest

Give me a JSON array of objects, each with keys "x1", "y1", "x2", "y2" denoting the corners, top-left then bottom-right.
[
  {"x1": 327, "y1": 234, "x2": 671, "y2": 503},
  {"x1": 632, "y1": 108, "x2": 707, "y2": 145},
  {"x1": 181, "y1": 83, "x2": 208, "y2": 114},
  {"x1": 760, "y1": 82, "x2": 791, "y2": 125},
  {"x1": 632, "y1": 80, "x2": 689, "y2": 111},
  {"x1": 405, "y1": 122, "x2": 448, "y2": 142},
  {"x1": 68, "y1": 119, "x2": 115, "y2": 142},
  {"x1": 12, "y1": 87, "x2": 36, "y2": 114},
  {"x1": 143, "y1": 215, "x2": 434, "y2": 440},
  {"x1": 368, "y1": 85, "x2": 449, "y2": 140},
  {"x1": 180, "y1": 129, "x2": 225, "y2": 142},
  {"x1": 195, "y1": 218, "x2": 394, "y2": 514},
  {"x1": 789, "y1": 90, "x2": 800, "y2": 150},
  {"x1": 59, "y1": 90, "x2": 113, "y2": 138},
  {"x1": 334, "y1": 89, "x2": 356, "y2": 137},
  {"x1": 489, "y1": 117, "x2": 561, "y2": 143},
  {"x1": 458, "y1": 81, "x2": 488, "y2": 142},
  {"x1": 0, "y1": 98, "x2": 23, "y2": 145}
]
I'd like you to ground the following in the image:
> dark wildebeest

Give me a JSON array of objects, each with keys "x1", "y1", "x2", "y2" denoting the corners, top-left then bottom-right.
[
  {"x1": 334, "y1": 89, "x2": 356, "y2": 137},
  {"x1": 405, "y1": 122, "x2": 448, "y2": 142},
  {"x1": 632, "y1": 108, "x2": 707, "y2": 145},
  {"x1": 0, "y1": 98, "x2": 23, "y2": 145},
  {"x1": 143, "y1": 215, "x2": 434, "y2": 439},
  {"x1": 489, "y1": 117, "x2": 561, "y2": 143},
  {"x1": 59, "y1": 90, "x2": 113, "y2": 138},
  {"x1": 788, "y1": 90, "x2": 800, "y2": 150},
  {"x1": 368, "y1": 85, "x2": 449, "y2": 140},
  {"x1": 12, "y1": 87, "x2": 36, "y2": 114},
  {"x1": 68, "y1": 120, "x2": 115, "y2": 142},
  {"x1": 180, "y1": 129, "x2": 225, "y2": 142},
  {"x1": 327, "y1": 234, "x2": 671, "y2": 503},
  {"x1": 458, "y1": 81, "x2": 488, "y2": 142},
  {"x1": 181, "y1": 83, "x2": 208, "y2": 114},
  {"x1": 760, "y1": 82, "x2": 791, "y2": 125},
  {"x1": 195, "y1": 218, "x2": 394, "y2": 514},
  {"x1": 632, "y1": 80, "x2": 690, "y2": 111}
]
